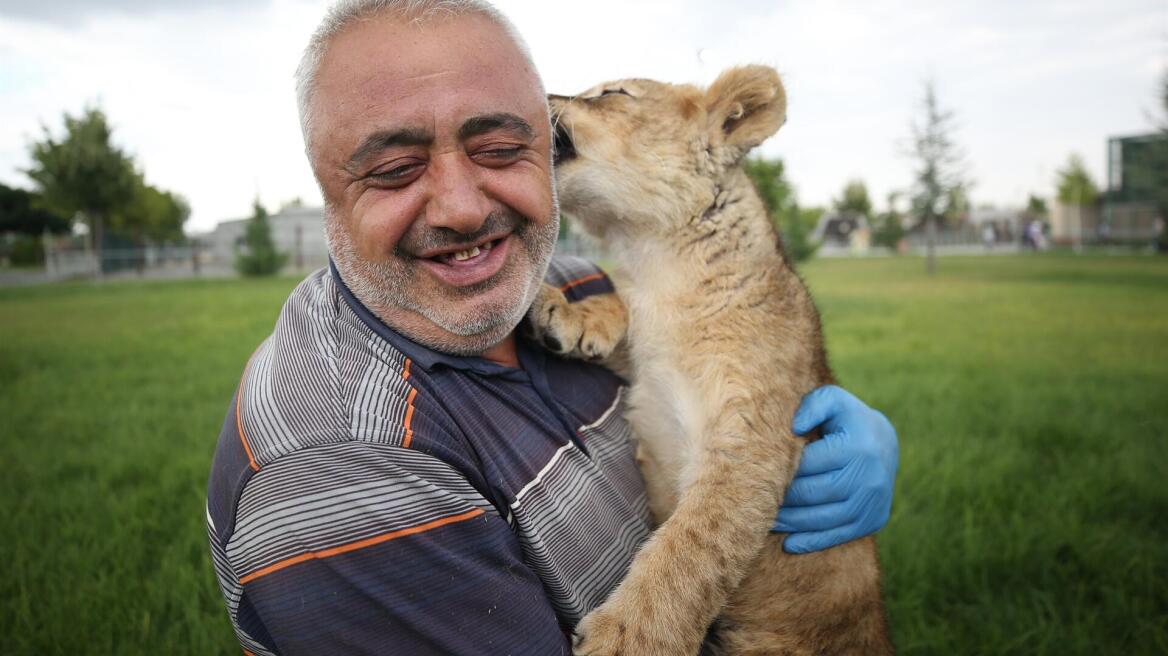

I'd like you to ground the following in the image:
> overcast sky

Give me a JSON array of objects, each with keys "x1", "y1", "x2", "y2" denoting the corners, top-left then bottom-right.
[{"x1": 1, "y1": 0, "x2": 1164, "y2": 233}]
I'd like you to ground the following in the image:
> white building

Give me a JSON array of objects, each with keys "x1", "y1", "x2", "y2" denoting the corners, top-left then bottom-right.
[{"x1": 198, "y1": 205, "x2": 329, "y2": 272}]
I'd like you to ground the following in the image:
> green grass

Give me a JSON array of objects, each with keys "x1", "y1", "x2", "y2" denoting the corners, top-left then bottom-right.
[{"x1": 2, "y1": 254, "x2": 1166, "y2": 654}]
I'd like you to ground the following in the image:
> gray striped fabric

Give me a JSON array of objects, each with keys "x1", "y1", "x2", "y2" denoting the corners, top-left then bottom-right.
[{"x1": 208, "y1": 262, "x2": 653, "y2": 653}]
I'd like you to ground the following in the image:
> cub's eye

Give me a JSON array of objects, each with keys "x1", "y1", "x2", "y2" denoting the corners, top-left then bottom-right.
[{"x1": 600, "y1": 88, "x2": 631, "y2": 97}]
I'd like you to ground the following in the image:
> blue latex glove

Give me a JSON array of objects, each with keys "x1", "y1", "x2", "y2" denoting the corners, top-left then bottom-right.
[{"x1": 772, "y1": 385, "x2": 899, "y2": 554}]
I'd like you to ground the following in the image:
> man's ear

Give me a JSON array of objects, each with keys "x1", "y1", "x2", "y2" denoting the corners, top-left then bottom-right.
[{"x1": 705, "y1": 65, "x2": 786, "y2": 160}]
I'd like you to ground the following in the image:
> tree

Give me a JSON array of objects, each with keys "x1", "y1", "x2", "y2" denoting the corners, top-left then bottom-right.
[
  {"x1": 942, "y1": 184, "x2": 971, "y2": 224},
  {"x1": 0, "y1": 183, "x2": 71, "y2": 235},
  {"x1": 109, "y1": 175, "x2": 189, "y2": 274},
  {"x1": 834, "y1": 179, "x2": 873, "y2": 218},
  {"x1": 1055, "y1": 154, "x2": 1099, "y2": 206},
  {"x1": 786, "y1": 205, "x2": 823, "y2": 263},
  {"x1": 25, "y1": 106, "x2": 138, "y2": 276},
  {"x1": 1026, "y1": 194, "x2": 1048, "y2": 218},
  {"x1": 113, "y1": 175, "x2": 189, "y2": 244},
  {"x1": 872, "y1": 192, "x2": 906, "y2": 251},
  {"x1": 235, "y1": 199, "x2": 287, "y2": 276},
  {"x1": 0, "y1": 183, "x2": 72, "y2": 267},
  {"x1": 744, "y1": 156, "x2": 818, "y2": 262},
  {"x1": 905, "y1": 80, "x2": 966, "y2": 275}
]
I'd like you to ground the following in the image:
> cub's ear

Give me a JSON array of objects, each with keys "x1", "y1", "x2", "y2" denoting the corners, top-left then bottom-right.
[{"x1": 705, "y1": 65, "x2": 786, "y2": 159}]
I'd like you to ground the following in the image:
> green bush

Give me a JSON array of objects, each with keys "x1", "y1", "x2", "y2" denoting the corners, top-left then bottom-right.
[
  {"x1": 8, "y1": 234, "x2": 45, "y2": 267},
  {"x1": 234, "y1": 201, "x2": 287, "y2": 277}
]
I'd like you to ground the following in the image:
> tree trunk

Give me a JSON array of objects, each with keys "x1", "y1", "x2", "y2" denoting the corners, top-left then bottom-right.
[{"x1": 925, "y1": 214, "x2": 936, "y2": 275}]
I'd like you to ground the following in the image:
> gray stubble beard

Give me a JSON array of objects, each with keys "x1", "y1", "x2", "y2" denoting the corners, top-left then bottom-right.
[{"x1": 326, "y1": 205, "x2": 559, "y2": 356}]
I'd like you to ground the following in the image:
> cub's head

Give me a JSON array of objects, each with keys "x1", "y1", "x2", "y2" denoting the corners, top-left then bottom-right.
[{"x1": 549, "y1": 65, "x2": 785, "y2": 241}]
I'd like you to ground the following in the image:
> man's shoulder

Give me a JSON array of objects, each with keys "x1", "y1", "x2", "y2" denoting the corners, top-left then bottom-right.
[
  {"x1": 207, "y1": 269, "x2": 429, "y2": 543},
  {"x1": 544, "y1": 254, "x2": 615, "y2": 301},
  {"x1": 239, "y1": 268, "x2": 428, "y2": 465}
]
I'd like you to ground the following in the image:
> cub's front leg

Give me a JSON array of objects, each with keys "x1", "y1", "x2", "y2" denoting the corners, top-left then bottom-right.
[
  {"x1": 526, "y1": 283, "x2": 630, "y2": 375},
  {"x1": 572, "y1": 410, "x2": 801, "y2": 656}
]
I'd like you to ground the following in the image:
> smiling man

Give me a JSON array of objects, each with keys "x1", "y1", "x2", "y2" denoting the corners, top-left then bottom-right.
[
  {"x1": 312, "y1": 8, "x2": 559, "y2": 364},
  {"x1": 206, "y1": 2, "x2": 898, "y2": 654}
]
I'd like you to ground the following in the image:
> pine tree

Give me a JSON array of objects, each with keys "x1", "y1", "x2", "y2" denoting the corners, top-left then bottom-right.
[
  {"x1": 906, "y1": 81, "x2": 966, "y2": 275},
  {"x1": 235, "y1": 199, "x2": 287, "y2": 276}
]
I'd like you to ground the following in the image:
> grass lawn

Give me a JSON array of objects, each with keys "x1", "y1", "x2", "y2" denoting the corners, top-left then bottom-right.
[{"x1": 1, "y1": 254, "x2": 1166, "y2": 654}]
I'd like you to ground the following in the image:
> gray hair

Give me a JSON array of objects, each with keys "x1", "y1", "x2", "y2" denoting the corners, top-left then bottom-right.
[{"x1": 294, "y1": 0, "x2": 541, "y2": 156}]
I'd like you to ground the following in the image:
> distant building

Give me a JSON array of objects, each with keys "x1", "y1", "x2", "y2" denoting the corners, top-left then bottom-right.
[
  {"x1": 1050, "y1": 202, "x2": 1101, "y2": 245},
  {"x1": 812, "y1": 211, "x2": 870, "y2": 255},
  {"x1": 1102, "y1": 133, "x2": 1164, "y2": 242},
  {"x1": 198, "y1": 205, "x2": 328, "y2": 271},
  {"x1": 969, "y1": 206, "x2": 1023, "y2": 243}
]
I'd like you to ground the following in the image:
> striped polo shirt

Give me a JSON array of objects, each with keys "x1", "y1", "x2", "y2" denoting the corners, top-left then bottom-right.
[{"x1": 206, "y1": 256, "x2": 652, "y2": 655}]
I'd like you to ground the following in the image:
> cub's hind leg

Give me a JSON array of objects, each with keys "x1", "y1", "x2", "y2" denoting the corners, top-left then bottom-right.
[{"x1": 573, "y1": 406, "x2": 803, "y2": 656}]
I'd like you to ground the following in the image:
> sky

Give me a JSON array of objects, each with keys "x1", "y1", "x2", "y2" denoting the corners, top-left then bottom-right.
[{"x1": 0, "y1": 0, "x2": 1164, "y2": 234}]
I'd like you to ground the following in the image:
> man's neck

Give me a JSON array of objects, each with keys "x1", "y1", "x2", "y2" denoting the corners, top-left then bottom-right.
[{"x1": 479, "y1": 333, "x2": 519, "y2": 368}]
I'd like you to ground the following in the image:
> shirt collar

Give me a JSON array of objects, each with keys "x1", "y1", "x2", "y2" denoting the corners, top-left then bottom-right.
[{"x1": 328, "y1": 259, "x2": 532, "y2": 379}]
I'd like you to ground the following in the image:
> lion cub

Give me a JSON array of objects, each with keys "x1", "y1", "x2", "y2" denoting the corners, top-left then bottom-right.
[{"x1": 528, "y1": 66, "x2": 892, "y2": 655}]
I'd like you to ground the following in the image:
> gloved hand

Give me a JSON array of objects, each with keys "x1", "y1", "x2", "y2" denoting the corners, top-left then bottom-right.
[{"x1": 771, "y1": 385, "x2": 899, "y2": 554}]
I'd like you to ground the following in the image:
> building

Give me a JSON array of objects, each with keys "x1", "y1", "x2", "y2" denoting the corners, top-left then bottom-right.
[
  {"x1": 1102, "y1": 133, "x2": 1165, "y2": 242},
  {"x1": 198, "y1": 205, "x2": 329, "y2": 272},
  {"x1": 969, "y1": 206, "x2": 1023, "y2": 244},
  {"x1": 812, "y1": 211, "x2": 870, "y2": 255},
  {"x1": 1050, "y1": 202, "x2": 1102, "y2": 245}
]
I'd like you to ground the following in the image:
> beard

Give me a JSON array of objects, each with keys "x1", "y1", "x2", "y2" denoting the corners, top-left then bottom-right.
[{"x1": 327, "y1": 204, "x2": 559, "y2": 356}]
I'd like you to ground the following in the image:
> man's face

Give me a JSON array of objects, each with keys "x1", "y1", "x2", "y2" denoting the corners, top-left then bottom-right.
[{"x1": 309, "y1": 13, "x2": 558, "y2": 355}]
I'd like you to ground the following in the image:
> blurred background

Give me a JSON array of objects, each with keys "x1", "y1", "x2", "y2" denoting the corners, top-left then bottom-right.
[{"x1": 1, "y1": 1, "x2": 1166, "y2": 654}]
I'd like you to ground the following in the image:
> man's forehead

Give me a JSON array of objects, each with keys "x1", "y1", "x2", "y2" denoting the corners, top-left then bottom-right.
[
  {"x1": 310, "y1": 12, "x2": 545, "y2": 156},
  {"x1": 315, "y1": 13, "x2": 542, "y2": 118}
]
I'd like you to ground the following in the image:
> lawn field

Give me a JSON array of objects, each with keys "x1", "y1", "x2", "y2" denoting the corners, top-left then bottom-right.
[{"x1": 2, "y1": 254, "x2": 1166, "y2": 654}]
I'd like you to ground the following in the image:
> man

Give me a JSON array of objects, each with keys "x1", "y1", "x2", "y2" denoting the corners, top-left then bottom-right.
[{"x1": 206, "y1": 2, "x2": 899, "y2": 654}]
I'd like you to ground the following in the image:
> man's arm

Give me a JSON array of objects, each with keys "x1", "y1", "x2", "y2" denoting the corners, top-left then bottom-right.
[
  {"x1": 772, "y1": 385, "x2": 900, "y2": 554},
  {"x1": 212, "y1": 442, "x2": 567, "y2": 655}
]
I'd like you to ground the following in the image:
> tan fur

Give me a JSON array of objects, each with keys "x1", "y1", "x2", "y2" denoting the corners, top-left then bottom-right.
[{"x1": 536, "y1": 66, "x2": 893, "y2": 655}]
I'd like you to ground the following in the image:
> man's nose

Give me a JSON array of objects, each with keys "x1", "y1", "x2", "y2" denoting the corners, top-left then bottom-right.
[{"x1": 425, "y1": 153, "x2": 492, "y2": 234}]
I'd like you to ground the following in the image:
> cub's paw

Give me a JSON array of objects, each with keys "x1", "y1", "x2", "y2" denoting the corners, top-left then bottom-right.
[
  {"x1": 572, "y1": 603, "x2": 640, "y2": 656},
  {"x1": 527, "y1": 284, "x2": 627, "y2": 361},
  {"x1": 573, "y1": 593, "x2": 689, "y2": 656}
]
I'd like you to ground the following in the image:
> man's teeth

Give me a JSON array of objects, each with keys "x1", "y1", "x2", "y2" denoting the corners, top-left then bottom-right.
[
  {"x1": 449, "y1": 240, "x2": 494, "y2": 262},
  {"x1": 453, "y1": 246, "x2": 480, "y2": 261}
]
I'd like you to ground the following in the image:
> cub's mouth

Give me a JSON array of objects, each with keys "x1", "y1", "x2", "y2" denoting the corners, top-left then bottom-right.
[{"x1": 552, "y1": 120, "x2": 576, "y2": 166}]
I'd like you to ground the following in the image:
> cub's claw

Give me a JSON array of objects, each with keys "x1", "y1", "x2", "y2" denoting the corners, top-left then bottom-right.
[
  {"x1": 527, "y1": 283, "x2": 627, "y2": 362},
  {"x1": 572, "y1": 604, "x2": 633, "y2": 656}
]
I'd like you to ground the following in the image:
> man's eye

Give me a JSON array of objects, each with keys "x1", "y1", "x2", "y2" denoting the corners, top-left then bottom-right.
[
  {"x1": 474, "y1": 146, "x2": 523, "y2": 163},
  {"x1": 370, "y1": 163, "x2": 423, "y2": 186}
]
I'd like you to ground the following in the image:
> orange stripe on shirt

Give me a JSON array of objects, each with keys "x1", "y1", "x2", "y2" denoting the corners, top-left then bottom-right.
[
  {"x1": 403, "y1": 388, "x2": 418, "y2": 448},
  {"x1": 400, "y1": 358, "x2": 418, "y2": 448},
  {"x1": 559, "y1": 272, "x2": 606, "y2": 293},
  {"x1": 238, "y1": 508, "x2": 485, "y2": 585},
  {"x1": 236, "y1": 351, "x2": 261, "y2": 472}
]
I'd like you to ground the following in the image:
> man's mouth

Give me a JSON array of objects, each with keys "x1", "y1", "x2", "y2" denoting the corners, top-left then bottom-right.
[
  {"x1": 417, "y1": 234, "x2": 512, "y2": 287},
  {"x1": 434, "y1": 238, "x2": 499, "y2": 265}
]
